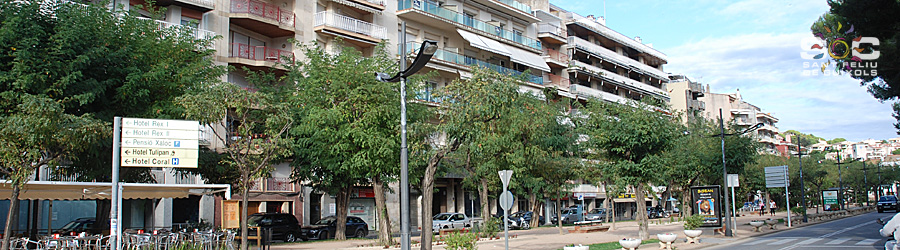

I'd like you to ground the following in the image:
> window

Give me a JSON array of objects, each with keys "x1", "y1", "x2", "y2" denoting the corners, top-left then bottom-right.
[{"x1": 180, "y1": 17, "x2": 199, "y2": 29}]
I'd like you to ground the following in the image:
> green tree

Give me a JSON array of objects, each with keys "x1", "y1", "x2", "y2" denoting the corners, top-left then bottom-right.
[
  {"x1": 285, "y1": 41, "x2": 406, "y2": 243},
  {"x1": 0, "y1": 0, "x2": 224, "y2": 244},
  {"x1": 0, "y1": 96, "x2": 107, "y2": 249},
  {"x1": 828, "y1": 138, "x2": 847, "y2": 144},
  {"x1": 179, "y1": 78, "x2": 293, "y2": 250},
  {"x1": 812, "y1": 0, "x2": 900, "y2": 131},
  {"x1": 578, "y1": 99, "x2": 680, "y2": 240}
]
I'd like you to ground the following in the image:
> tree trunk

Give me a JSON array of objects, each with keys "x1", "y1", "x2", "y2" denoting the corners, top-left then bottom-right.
[
  {"x1": 2, "y1": 185, "x2": 20, "y2": 250},
  {"x1": 555, "y1": 196, "x2": 563, "y2": 234},
  {"x1": 240, "y1": 173, "x2": 250, "y2": 250},
  {"x1": 635, "y1": 183, "x2": 649, "y2": 240},
  {"x1": 602, "y1": 183, "x2": 610, "y2": 224},
  {"x1": 335, "y1": 186, "x2": 351, "y2": 240},
  {"x1": 681, "y1": 186, "x2": 693, "y2": 216},
  {"x1": 479, "y1": 178, "x2": 490, "y2": 221},
  {"x1": 420, "y1": 150, "x2": 441, "y2": 250},
  {"x1": 93, "y1": 200, "x2": 111, "y2": 235},
  {"x1": 529, "y1": 192, "x2": 540, "y2": 228},
  {"x1": 611, "y1": 199, "x2": 616, "y2": 230},
  {"x1": 372, "y1": 176, "x2": 392, "y2": 246}
]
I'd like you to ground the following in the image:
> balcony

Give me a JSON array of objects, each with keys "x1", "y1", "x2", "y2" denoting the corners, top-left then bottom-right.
[
  {"x1": 329, "y1": 0, "x2": 386, "y2": 13},
  {"x1": 468, "y1": 0, "x2": 538, "y2": 23},
  {"x1": 229, "y1": 43, "x2": 294, "y2": 68},
  {"x1": 566, "y1": 12, "x2": 667, "y2": 62},
  {"x1": 571, "y1": 84, "x2": 625, "y2": 103},
  {"x1": 156, "y1": 0, "x2": 214, "y2": 11},
  {"x1": 146, "y1": 18, "x2": 216, "y2": 48},
  {"x1": 569, "y1": 60, "x2": 668, "y2": 100},
  {"x1": 416, "y1": 89, "x2": 443, "y2": 104},
  {"x1": 249, "y1": 177, "x2": 294, "y2": 192},
  {"x1": 569, "y1": 36, "x2": 668, "y2": 81},
  {"x1": 398, "y1": 0, "x2": 541, "y2": 51},
  {"x1": 230, "y1": 0, "x2": 295, "y2": 37},
  {"x1": 545, "y1": 73, "x2": 569, "y2": 89},
  {"x1": 538, "y1": 23, "x2": 566, "y2": 44},
  {"x1": 543, "y1": 48, "x2": 569, "y2": 68},
  {"x1": 314, "y1": 11, "x2": 387, "y2": 46},
  {"x1": 405, "y1": 43, "x2": 542, "y2": 85}
]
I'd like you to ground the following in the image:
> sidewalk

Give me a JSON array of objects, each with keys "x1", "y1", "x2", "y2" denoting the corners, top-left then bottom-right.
[{"x1": 271, "y1": 206, "x2": 873, "y2": 250}]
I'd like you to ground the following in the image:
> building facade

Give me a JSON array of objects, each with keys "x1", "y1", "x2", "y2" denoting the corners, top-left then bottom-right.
[{"x1": 699, "y1": 88, "x2": 780, "y2": 154}]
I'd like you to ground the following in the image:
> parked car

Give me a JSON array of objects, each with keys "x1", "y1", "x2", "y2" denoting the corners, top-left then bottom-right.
[
  {"x1": 585, "y1": 208, "x2": 606, "y2": 221},
  {"x1": 246, "y1": 213, "x2": 303, "y2": 242},
  {"x1": 879, "y1": 195, "x2": 899, "y2": 213},
  {"x1": 551, "y1": 208, "x2": 581, "y2": 224},
  {"x1": 301, "y1": 216, "x2": 369, "y2": 240},
  {"x1": 56, "y1": 217, "x2": 106, "y2": 236},
  {"x1": 432, "y1": 213, "x2": 472, "y2": 232}
]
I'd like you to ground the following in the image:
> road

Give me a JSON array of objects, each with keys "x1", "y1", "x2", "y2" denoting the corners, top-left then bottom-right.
[{"x1": 704, "y1": 212, "x2": 893, "y2": 250}]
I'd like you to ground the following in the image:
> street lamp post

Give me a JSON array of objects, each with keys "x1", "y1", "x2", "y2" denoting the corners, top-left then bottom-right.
[
  {"x1": 714, "y1": 109, "x2": 763, "y2": 237},
  {"x1": 795, "y1": 141, "x2": 808, "y2": 223},
  {"x1": 861, "y1": 159, "x2": 869, "y2": 206},
  {"x1": 375, "y1": 22, "x2": 437, "y2": 250},
  {"x1": 836, "y1": 156, "x2": 845, "y2": 210}
]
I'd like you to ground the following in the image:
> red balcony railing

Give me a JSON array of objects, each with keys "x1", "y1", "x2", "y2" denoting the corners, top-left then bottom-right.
[
  {"x1": 547, "y1": 73, "x2": 570, "y2": 88},
  {"x1": 544, "y1": 48, "x2": 569, "y2": 63},
  {"x1": 231, "y1": 0, "x2": 295, "y2": 27},
  {"x1": 266, "y1": 177, "x2": 294, "y2": 192},
  {"x1": 229, "y1": 43, "x2": 294, "y2": 64}
]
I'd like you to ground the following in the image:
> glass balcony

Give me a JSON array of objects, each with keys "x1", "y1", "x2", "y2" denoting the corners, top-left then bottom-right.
[
  {"x1": 494, "y1": 0, "x2": 531, "y2": 13},
  {"x1": 403, "y1": 43, "x2": 542, "y2": 84},
  {"x1": 230, "y1": 0, "x2": 295, "y2": 27},
  {"x1": 398, "y1": 0, "x2": 541, "y2": 50}
]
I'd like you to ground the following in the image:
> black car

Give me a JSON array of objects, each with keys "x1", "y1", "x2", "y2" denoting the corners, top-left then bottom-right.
[
  {"x1": 247, "y1": 213, "x2": 303, "y2": 242},
  {"x1": 301, "y1": 216, "x2": 369, "y2": 240},
  {"x1": 56, "y1": 217, "x2": 106, "y2": 236},
  {"x1": 878, "y1": 195, "x2": 899, "y2": 213}
]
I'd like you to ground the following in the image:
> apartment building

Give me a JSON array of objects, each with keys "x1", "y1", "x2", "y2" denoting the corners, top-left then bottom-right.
[
  {"x1": 699, "y1": 89, "x2": 780, "y2": 154},
  {"x1": 666, "y1": 74, "x2": 705, "y2": 124}
]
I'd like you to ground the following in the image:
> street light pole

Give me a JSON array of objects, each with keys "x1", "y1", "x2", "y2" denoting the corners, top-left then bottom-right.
[
  {"x1": 836, "y1": 156, "x2": 845, "y2": 210},
  {"x1": 862, "y1": 159, "x2": 869, "y2": 207},
  {"x1": 375, "y1": 25, "x2": 437, "y2": 250},
  {"x1": 796, "y1": 141, "x2": 808, "y2": 223},
  {"x1": 718, "y1": 109, "x2": 732, "y2": 237}
]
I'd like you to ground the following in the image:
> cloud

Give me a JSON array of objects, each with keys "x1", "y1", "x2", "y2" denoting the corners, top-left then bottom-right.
[{"x1": 665, "y1": 32, "x2": 897, "y2": 141}]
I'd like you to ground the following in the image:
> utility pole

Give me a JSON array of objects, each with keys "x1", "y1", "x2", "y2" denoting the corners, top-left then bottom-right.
[
  {"x1": 796, "y1": 140, "x2": 808, "y2": 223},
  {"x1": 862, "y1": 159, "x2": 869, "y2": 207},
  {"x1": 718, "y1": 109, "x2": 733, "y2": 237}
]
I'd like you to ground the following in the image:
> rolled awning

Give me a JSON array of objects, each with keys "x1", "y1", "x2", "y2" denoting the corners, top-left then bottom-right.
[
  {"x1": 0, "y1": 181, "x2": 231, "y2": 200},
  {"x1": 457, "y1": 29, "x2": 511, "y2": 57},
  {"x1": 504, "y1": 44, "x2": 551, "y2": 72}
]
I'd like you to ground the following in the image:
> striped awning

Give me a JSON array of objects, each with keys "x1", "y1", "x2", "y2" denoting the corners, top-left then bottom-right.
[{"x1": 331, "y1": 0, "x2": 382, "y2": 15}]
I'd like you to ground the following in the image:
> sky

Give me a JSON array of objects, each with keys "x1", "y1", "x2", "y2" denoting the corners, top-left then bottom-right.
[{"x1": 550, "y1": 0, "x2": 897, "y2": 142}]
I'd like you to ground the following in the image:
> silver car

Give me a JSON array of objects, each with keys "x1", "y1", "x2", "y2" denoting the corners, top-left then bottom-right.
[{"x1": 585, "y1": 208, "x2": 607, "y2": 221}]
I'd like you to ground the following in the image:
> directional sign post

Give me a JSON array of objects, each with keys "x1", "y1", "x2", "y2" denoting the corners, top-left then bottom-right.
[
  {"x1": 765, "y1": 165, "x2": 791, "y2": 227},
  {"x1": 112, "y1": 117, "x2": 200, "y2": 250}
]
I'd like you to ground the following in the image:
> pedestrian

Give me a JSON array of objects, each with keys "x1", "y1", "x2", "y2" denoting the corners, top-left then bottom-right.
[
  {"x1": 769, "y1": 200, "x2": 777, "y2": 216},
  {"x1": 759, "y1": 201, "x2": 765, "y2": 216}
]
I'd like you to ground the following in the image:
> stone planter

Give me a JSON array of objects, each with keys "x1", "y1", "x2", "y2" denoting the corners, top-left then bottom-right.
[
  {"x1": 766, "y1": 219, "x2": 778, "y2": 229},
  {"x1": 657, "y1": 233, "x2": 677, "y2": 250},
  {"x1": 750, "y1": 220, "x2": 765, "y2": 232},
  {"x1": 683, "y1": 229, "x2": 702, "y2": 244},
  {"x1": 619, "y1": 238, "x2": 642, "y2": 250},
  {"x1": 563, "y1": 245, "x2": 589, "y2": 250}
]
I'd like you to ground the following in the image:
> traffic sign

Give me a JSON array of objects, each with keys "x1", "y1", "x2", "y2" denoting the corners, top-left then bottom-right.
[
  {"x1": 122, "y1": 128, "x2": 197, "y2": 139},
  {"x1": 123, "y1": 118, "x2": 199, "y2": 130},
  {"x1": 121, "y1": 147, "x2": 199, "y2": 159},
  {"x1": 498, "y1": 170, "x2": 513, "y2": 187},
  {"x1": 765, "y1": 165, "x2": 789, "y2": 188},
  {"x1": 121, "y1": 138, "x2": 199, "y2": 149},
  {"x1": 499, "y1": 191, "x2": 514, "y2": 210},
  {"x1": 727, "y1": 174, "x2": 739, "y2": 187}
]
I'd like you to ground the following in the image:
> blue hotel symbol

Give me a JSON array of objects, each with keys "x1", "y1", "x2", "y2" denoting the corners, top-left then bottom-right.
[
  {"x1": 174, "y1": 141, "x2": 181, "y2": 147},
  {"x1": 172, "y1": 158, "x2": 180, "y2": 165}
]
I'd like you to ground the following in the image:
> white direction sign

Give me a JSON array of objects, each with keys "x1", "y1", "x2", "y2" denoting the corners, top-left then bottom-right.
[
  {"x1": 727, "y1": 174, "x2": 739, "y2": 187},
  {"x1": 121, "y1": 118, "x2": 199, "y2": 168}
]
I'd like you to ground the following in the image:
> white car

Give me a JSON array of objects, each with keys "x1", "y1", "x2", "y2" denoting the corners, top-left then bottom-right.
[{"x1": 432, "y1": 213, "x2": 471, "y2": 232}]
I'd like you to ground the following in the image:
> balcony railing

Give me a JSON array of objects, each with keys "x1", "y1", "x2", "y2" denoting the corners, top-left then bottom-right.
[
  {"x1": 543, "y1": 48, "x2": 569, "y2": 63},
  {"x1": 404, "y1": 42, "x2": 542, "y2": 84},
  {"x1": 178, "y1": 0, "x2": 214, "y2": 8},
  {"x1": 567, "y1": 12, "x2": 667, "y2": 61},
  {"x1": 546, "y1": 73, "x2": 569, "y2": 88},
  {"x1": 494, "y1": 0, "x2": 531, "y2": 13},
  {"x1": 569, "y1": 36, "x2": 667, "y2": 81},
  {"x1": 399, "y1": 0, "x2": 541, "y2": 50},
  {"x1": 570, "y1": 60, "x2": 668, "y2": 99},
  {"x1": 538, "y1": 23, "x2": 566, "y2": 39},
  {"x1": 572, "y1": 84, "x2": 625, "y2": 103},
  {"x1": 229, "y1": 43, "x2": 294, "y2": 64},
  {"x1": 416, "y1": 89, "x2": 443, "y2": 103},
  {"x1": 266, "y1": 177, "x2": 295, "y2": 192},
  {"x1": 230, "y1": 0, "x2": 295, "y2": 27},
  {"x1": 314, "y1": 11, "x2": 387, "y2": 40}
]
